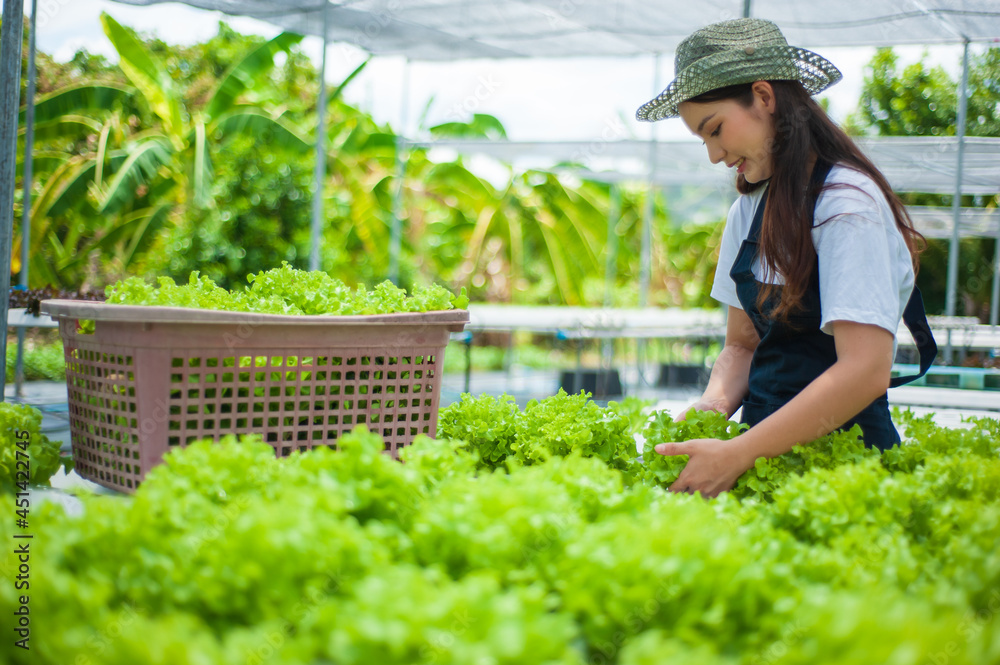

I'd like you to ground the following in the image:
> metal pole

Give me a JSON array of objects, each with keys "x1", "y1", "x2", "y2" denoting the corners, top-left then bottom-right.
[
  {"x1": 640, "y1": 166, "x2": 657, "y2": 307},
  {"x1": 944, "y1": 40, "x2": 970, "y2": 362},
  {"x1": 309, "y1": 1, "x2": 329, "y2": 272},
  {"x1": 991, "y1": 215, "x2": 999, "y2": 327},
  {"x1": 388, "y1": 58, "x2": 409, "y2": 286},
  {"x1": 602, "y1": 182, "x2": 620, "y2": 380},
  {"x1": 639, "y1": 54, "x2": 661, "y2": 308},
  {"x1": 743, "y1": 0, "x2": 752, "y2": 18},
  {"x1": 604, "y1": 183, "x2": 620, "y2": 309},
  {"x1": 1, "y1": 0, "x2": 26, "y2": 402},
  {"x1": 14, "y1": 0, "x2": 36, "y2": 398}
]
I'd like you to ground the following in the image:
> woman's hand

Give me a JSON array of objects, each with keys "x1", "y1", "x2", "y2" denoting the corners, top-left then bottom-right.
[
  {"x1": 674, "y1": 397, "x2": 730, "y2": 422},
  {"x1": 653, "y1": 438, "x2": 754, "y2": 498},
  {"x1": 673, "y1": 307, "x2": 757, "y2": 423}
]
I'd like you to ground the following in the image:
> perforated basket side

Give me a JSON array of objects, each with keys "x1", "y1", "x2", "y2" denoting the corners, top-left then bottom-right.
[
  {"x1": 161, "y1": 346, "x2": 445, "y2": 458},
  {"x1": 60, "y1": 321, "x2": 145, "y2": 492}
]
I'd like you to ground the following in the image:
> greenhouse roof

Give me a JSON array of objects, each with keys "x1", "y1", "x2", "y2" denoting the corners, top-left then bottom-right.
[{"x1": 111, "y1": 1, "x2": 1000, "y2": 58}]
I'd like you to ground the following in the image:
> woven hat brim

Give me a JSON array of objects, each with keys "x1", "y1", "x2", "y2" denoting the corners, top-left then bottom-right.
[{"x1": 636, "y1": 45, "x2": 842, "y2": 122}]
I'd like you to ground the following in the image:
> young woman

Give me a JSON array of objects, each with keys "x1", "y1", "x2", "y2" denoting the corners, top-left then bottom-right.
[{"x1": 635, "y1": 18, "x2": 936, "y2": 497}]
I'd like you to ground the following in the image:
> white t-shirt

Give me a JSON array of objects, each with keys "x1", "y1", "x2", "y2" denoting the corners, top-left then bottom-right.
[{"x1": 711, "y1": 165, "x2": 915, "y2": 337}]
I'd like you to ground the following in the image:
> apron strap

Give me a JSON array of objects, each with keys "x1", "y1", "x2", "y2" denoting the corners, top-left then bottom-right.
[
  {"x1": 889, "y1": 287, "x2": 938, "y2": 388},
  {"x1": 744, "y1": 185, "x2": 768, "y2": 244},
  {"x1": 746, "y1": 159, "x2": 833, "y2": 245}
]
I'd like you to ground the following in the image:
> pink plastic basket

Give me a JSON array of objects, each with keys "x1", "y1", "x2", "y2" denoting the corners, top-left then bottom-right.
[{"x1": 41, "y1": 300, "x2": 468, "y2": 492}]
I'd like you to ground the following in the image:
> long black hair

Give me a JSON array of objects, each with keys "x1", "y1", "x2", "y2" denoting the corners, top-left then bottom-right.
[{"x1": 690, "y1": 81, "x2": 924, "y2": 319}]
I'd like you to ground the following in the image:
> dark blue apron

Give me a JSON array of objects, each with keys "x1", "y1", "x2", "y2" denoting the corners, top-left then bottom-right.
[{"x1": 730, "y1": 160, "x2": 937, "y2": 450}]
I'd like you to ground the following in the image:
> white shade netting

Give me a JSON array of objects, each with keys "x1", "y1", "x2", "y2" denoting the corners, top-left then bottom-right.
[{"x1": 110, "y1": 1, "x2": 1000, "y2": 58}]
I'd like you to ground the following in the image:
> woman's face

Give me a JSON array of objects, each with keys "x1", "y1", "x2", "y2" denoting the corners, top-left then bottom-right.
[{"x1": 678, "y1": 82, "x2": 777, "y2": 184}]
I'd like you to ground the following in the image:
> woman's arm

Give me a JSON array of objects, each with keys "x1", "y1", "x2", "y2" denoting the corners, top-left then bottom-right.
[
  {"x1": 683, "y1": 306, "x2": 759, "y2": 418},
  {"x1": 734, "y1": 319, "x2": 895, "y2": 456},
  {"x1": 657, "y1": 320, "x2": 895, "y2": 496}
]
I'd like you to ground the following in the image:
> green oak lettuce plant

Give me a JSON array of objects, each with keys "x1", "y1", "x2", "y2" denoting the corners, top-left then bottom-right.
[
  {"x1": 0, "y1": 403, "x2": 66, "y2": 491},
  {"x1": 3, "y1": 415, "x2": 1000, "y2": 665},
  {"x1": 103, "y1": 263, "x2": 468, "y2": 314}
]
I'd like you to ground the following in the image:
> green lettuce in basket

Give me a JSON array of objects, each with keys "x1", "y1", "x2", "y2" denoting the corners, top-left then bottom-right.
[{"x1": 103, "y1": 263, "x2": 469, "y2": 315}]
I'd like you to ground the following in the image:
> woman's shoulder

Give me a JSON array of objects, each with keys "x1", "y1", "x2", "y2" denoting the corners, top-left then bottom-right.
[
  {"x1": 816, "y1": 163, "x2": 892, "y2": 221},
  {"x1": 723, "y1": 186, "x2": 767, "y2": 240},
  {"x1": 821, "y1": 164, "x2": 890, "y2": 206},
  {"x1": 730, "y1": 184, "x2": 767, "y2": 220}
]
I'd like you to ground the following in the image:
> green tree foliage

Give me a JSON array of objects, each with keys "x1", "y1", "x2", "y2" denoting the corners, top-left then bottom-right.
[
  {"x1": 848, "y1": 47, "x2": 1000, "y2": 320},
  {"x1": 848, "y1": 48, "x2": 957, "y2": 137},
  {"x1": 16, "y1": 15, "x2": 310, "y2": 288},
  {"x1": 849, "y1": 47, "x2": 1000, "y2": 139},
  {"x1": 152, "y1": 126, "x2": 315, "y2": 289}
]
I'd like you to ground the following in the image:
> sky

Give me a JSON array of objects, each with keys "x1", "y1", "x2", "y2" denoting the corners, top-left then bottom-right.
[{"x1": 20, "y1": 0, "x2": 973, "y2": 147}]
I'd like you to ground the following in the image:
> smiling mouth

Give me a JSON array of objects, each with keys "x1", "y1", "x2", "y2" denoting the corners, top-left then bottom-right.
[{"x1": 729, "y1": 157, "x2": 746, "y2": 170}]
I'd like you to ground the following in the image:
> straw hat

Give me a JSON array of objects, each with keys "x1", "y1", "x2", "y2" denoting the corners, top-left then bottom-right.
[{"x1": 636, "y1": 18, "x2": 842, "y2": 122}]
